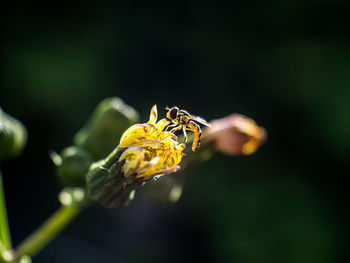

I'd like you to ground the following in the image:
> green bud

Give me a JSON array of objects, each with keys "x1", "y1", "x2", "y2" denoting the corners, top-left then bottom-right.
[
  {"x1": 55, "y1": 147, "x2": 93, "y2": 187},
  {"x1": 86, "y1": 147, "x2": 142, "y2": 209},
  {"x1": 74, "y1": 97, "x2": 140, "y2": 160},
  {"x1": 0, "y1": 108, "x2": 27, "y2": 160}
]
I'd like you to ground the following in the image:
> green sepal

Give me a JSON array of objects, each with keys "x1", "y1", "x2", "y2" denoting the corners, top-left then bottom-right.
[{"x1": 86, "y1": 147, "x2": 142, "y2": 209}]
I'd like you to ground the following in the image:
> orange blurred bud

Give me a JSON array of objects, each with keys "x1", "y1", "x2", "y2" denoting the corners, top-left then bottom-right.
[{"x1": 205, "y1": 114, "x2": 267, "y2": 155}]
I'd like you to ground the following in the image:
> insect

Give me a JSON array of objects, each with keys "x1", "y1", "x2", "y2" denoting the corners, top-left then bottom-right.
[{"x1": 165, "y1": 106, "x2": 211, "y2": 152}]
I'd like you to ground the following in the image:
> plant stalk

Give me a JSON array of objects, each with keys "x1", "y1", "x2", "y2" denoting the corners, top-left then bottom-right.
[
  {"x1": 0, "y1": 169, "x2": 12, "y2": 251},
  {"x1": 14, "y1": 201, "x2": 85, "y2": 260}
]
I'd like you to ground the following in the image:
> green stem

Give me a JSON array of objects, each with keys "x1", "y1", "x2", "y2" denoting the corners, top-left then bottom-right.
[
  {"x1": 0, "y1": 169, "x2": 12, "y2": 251},
  {"x1": 14, "y1": 201, "x2": 85, "y2": 259}
]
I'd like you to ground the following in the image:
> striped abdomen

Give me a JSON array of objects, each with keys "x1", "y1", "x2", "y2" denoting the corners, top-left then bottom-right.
[{"x1": 189, "y1": 120, "x2": 202, "y2": 152}]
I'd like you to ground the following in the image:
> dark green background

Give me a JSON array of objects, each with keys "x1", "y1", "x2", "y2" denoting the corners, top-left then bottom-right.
[{"x1": 1, "y1": 1, "x2": 349, "y2": 262}]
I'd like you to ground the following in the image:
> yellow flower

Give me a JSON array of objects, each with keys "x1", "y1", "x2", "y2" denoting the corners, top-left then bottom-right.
[{"x1": 118, "y1": 105, "x2": 185, "y2": 180}]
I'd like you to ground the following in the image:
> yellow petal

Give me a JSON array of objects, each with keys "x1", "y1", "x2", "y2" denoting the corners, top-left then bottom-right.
[
  {"x1": 148, "y1": 105, "x2": 158, "y2": 124},
  {"x1": 127, "y1": 139, "x2": 164, "y2": 149},
  {"x1": 119, "y1": 147, "x2": 145, "y2": 177},
  {"x1": 119, "y1": 124, "x2": 148, "y2": 148}
]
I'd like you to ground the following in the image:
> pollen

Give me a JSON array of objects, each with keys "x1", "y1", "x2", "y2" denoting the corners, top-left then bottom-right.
[{"x1": 118, "y1": 105, "x2": 186, "y2": 180}]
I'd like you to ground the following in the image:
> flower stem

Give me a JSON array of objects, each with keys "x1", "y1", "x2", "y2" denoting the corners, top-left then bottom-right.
[
  {"x1": 14, "y1": 196, "x2": 86, "y2": 259},
  {"x1": 0, "y1": 169, "x2": 12, "y2": 251}
]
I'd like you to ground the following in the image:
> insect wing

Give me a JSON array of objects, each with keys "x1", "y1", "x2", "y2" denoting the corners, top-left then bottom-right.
[{"x1": 191, "y1": 115, "x2": 211, "y2": 127}]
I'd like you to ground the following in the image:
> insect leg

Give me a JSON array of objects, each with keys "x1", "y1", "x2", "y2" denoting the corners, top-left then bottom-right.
[
  {"x1": 169, "y1": 125, "x2": 182, "y2": 134},
  {"x1": 182, "y1": 127, "x2": 188, "y2": 144},
  {"x1": 165, "y1": 123, "x2": 176, "y2": 131},
  {"x1": 165, "y1": 120, "x2": 179, "y2": 131}
]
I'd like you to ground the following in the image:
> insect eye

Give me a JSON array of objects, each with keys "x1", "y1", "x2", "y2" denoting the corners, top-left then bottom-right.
[{"x1": 169, "y1": 107, "x2": 178, "y2": 119}]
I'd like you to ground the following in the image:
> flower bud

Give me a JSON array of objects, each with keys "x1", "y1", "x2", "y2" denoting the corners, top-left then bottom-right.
[
  {"x1": 0, "y1": 108, "x2": 27, "y2": 160},
  {"x1": 55, "y1": 146, "x2": 93, "y2": 187},
  {"x1": 74, "y1": 97, "x2": 140, "y2": 160},
  {"x1": 86, "y1": 105, "x2": 186, "y2": 208},
  {"x1": 206, "y1": 114, "x2": 267, "y2": 155}
]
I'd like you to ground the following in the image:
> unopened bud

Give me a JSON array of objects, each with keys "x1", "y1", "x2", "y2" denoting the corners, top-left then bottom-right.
[
  {"x1": 74, "y1": 97, "x2": 140, "y2": 160},
  {"x1": 0, "y1": 108, "x2": 27, "y2": 160},
  {"x1": 55, "y1": 146, "x2": 93, "y2": 187},
  {"x1": 206, "y1": 114, "x2": 267, "y2": 155}
]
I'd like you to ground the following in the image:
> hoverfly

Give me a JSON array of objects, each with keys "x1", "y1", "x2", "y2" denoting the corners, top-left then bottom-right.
[{"x1": 165, "y1": 106, "x2": 211, "y2": 152}]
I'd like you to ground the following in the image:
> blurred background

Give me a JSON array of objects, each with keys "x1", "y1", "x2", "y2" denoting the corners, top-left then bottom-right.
[{"x1": 1, "y1": 1, "x2": 350, "y2": 262}]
